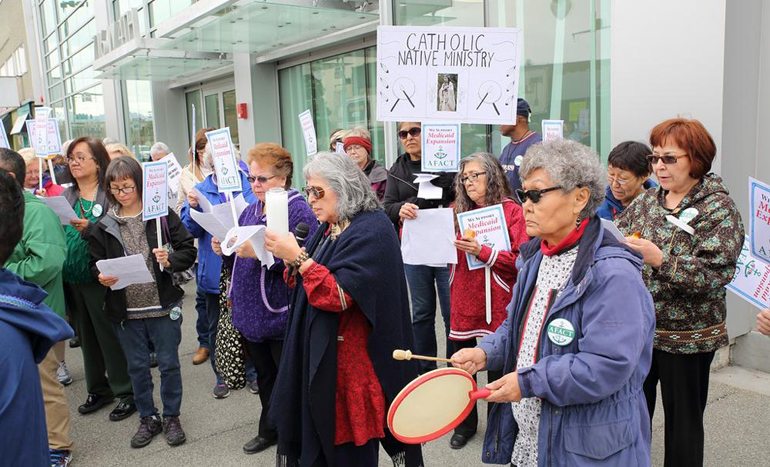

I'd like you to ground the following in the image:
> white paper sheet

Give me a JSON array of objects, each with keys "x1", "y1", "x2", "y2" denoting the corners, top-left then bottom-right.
[
  {"x1": 192, "y1": 186, "x2": 212, "y2": 212},
  {"x1": 96, "y1": 254, "x2": 154, "y2": 291},
  {"x1": 189, "y1": 208, "x2": 230, "y2": 242},
  {"x1": 401, "y1": 208, "x2": 457, "y2": 265},
  {"x1": 41, "y1": 196, "x2": 78, "y2": 224},
  {"x1": 161, "y1": 153, "x2": 183, "y2": 195},
  {"x1": 221, "y1": 225, "x2": 276, "y2": 266},
  {"x1": 233, "y1": 194, "x2": 249, "y2": 217},
  {"x1": 600, "y1": 219, "x2": 626, "y2": 242},
  {"x1": 413, "y1": 174, "x2": 443, "y2": 200}
]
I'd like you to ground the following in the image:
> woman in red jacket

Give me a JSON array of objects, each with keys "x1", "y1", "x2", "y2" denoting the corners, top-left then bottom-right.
[{"x1": 449, "y1": 151, "x2": 529, "y2": 449}]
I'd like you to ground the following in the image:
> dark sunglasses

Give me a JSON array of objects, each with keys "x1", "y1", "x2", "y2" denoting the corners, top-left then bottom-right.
[
  {"x1": 246, "y1": 174, "x2": 276, "y2": 184},
  {"x1": 398, "y1": 128, "x2": 421, "y2": 139},
  {"x1": 303, "y1": 185, "x2": 326, "y2": 199},
  {"x1": 515, "y1": 186, "x2": 563, "y2": 204},
  {"x1": 646, "y1": 154, "x2": 687, "y2": 165}
]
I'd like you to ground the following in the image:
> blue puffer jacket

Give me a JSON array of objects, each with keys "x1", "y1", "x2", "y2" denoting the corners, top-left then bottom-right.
[
  {"x1": 477, "y1": 217, "x2": 655, "y2": 466},
  {"x1": 596, "y1": 179, "x2": 657, "y2": 221},
  {"x1": 180, "y1": 166, "x2": 256, "y2": 294}
]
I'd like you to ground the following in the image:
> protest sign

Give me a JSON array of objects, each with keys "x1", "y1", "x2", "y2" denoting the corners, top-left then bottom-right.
[
  {"x1": 26, "y1": 119, "x2": 62, "y2": 156},
  {"x1": 142, "y1": 161, "x2": 169, "y2": 221},
  {"x1": 0, "y1": 119, "x2": 9, "y2": 149},
  {"x1": 377, "y1": 26, "x2": 523, "y2": 124},
  {"x1": 161, "y1": 153, "x2": 182, "y2": 198},
  {"x1": 10, "y1": 113, "x2": 27, "y2": 135},
  {"x1": 726, "y1": 236, "x2": 770, "y2": 309},
  {"x1": 298, "y1": 110, "x2": 317, "y2": 157},
  {"x1": 456, "y1": 204, "x2": 511, "y2": 271},
  {"x1": 541, "y1": 120, "x2": 564, "y2": 142},
  {"x1": 422, "y1": 123, "x2": 461, "y2": 172},
  {"x1": 33, "y1": 107, "x2": 51, "y2": 158},
  {"x1": 204, "y1": 128, "x2": 241, "y2": 192},
  {"x1": 749, "y1": 177, "x2": 770, "y2": 264}
]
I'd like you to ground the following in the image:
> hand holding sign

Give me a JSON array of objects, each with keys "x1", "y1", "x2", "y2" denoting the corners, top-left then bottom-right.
[{"x1": 143, "y1": 161, "x2": 169, "y2": 271}]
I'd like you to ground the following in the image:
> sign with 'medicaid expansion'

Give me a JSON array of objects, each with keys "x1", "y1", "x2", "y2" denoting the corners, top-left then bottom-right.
[
  {"x1": 205, "y1": 128, "x2": 241, "y2": 193},
  {"x1": 456, "y1": 204, "x2": 511, "y2": 271},
  {"x1": 142, "y1": 161, "x2": 169, "y2": 221},
  {"x1": 377, "y1": 26, "x2": 523, "y2": 124},
  {"x1": 422, "y1": 123, "x2": 460, "y2": 172}
]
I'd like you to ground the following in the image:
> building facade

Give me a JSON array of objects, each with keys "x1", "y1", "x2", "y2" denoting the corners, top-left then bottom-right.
[{"x1": 19, "y1": 0, "x2": 770, "y2": 369}]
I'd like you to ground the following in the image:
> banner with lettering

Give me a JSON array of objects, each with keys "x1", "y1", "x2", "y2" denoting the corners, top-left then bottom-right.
[
  {"x1": 749, "y1": 177, "x2": 770, "y2": 264},
  {"x1": 142, "y1": 161, "x2": 169, "y2": 221},
  {"x1": 726, "y1": 236, "x2": 770, "y2": 309},
  {"x1": 456, "y1": 204, "x2": 511, "y2": 270},
  {"x1": 26, "y1": 119, "x2": 62, "y2": 156},
  {"x1": 205, "y1": 128, "x2": 241, "y2": 193}
]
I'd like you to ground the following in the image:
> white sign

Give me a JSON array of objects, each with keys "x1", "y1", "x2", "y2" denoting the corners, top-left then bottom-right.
[
  {"x1": 205, "y1": 128, "x2": 241, "y2": 193},
  {"x1": 142, "y1": 161, "x2": 169, "y2": 221},
  {"x1": 298, "y1": 110, "x2": 317, "y2": 157},
  {"x1": 456, "y1": 204, "x2": 511, "y2": 271},
  {"x1": 541, "y1": 120, "x2": 564, "y2": 142},
  {"x1": 422, "y1": 123, "x2": 461, "y2": 172},
  {"x1": 34, "y1": 108, "x2": 51, "y2": 158},
  {"x1": 401, "y1": 208, "x2": 457, "y2": 266},
  {"x1": 161, "y1": 153, "x2": 183, "y2": 197},
  {"x1": 749, "y1": 177, "x2": 770, "y2": 264},
  {"x1": 726, "y1": 236, "x2": 770, "y2": 309},
  {"x1": 26, "y1": 119, "x2": 62, "y2": 156},
  {"x1": 0, "y1": 119, "x2": 8, "y2": 149},
  {"x1": 376, "y1": 26, "x2": 523, "y2": 124},
  {"x1": 335, "y1": 141, "x2": 345, "y2": 155},
  {"x1": 10, "y1": 112, "x2": 28, "y2": 135}
]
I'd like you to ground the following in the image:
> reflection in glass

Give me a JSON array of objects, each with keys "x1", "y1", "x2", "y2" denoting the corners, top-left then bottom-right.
[
  {"x1": 124, "y1": 81, "x2": 155, "y2": 161},
  {"x1": 68, "y1": 85, "x2": 106, "y2": 139},
  {"x1": 223, "y1": 90, "x2": 239, "y2": 148},
  {"x1": 204, "y1": 94, "x2": 221, "y2": 128}
]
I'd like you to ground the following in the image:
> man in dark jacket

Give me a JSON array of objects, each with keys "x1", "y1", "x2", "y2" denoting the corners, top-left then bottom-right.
[
  {"x1": 498, "y1": 98, "x2": 542, "y2": 193},
  {"x1": 0, "y1": 169, "x2": 74, "y2": 467}
]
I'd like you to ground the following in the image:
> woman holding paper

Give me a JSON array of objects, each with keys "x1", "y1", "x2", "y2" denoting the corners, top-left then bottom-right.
[
  {"x1": 616, "y1": 118, "x2": 744, "y2": 467},
  {"x1": 89, "y1": 156, "x2": 196, "y2": 449},
  {"x1": 212, "y1": 142, "x2": 317, "y2": 455},
  {"x1": 265, "y1": 152, "x2": 422, "y2": 467},
  {"x1": 452, "y1": 139, "x2": 656, "y2": 466},
  {"x1": 447, "y1": 152, "x2": 528, "y2": 449},
  {"x1": 61, "y1": 137, "x2": 137, "y2": 422}
]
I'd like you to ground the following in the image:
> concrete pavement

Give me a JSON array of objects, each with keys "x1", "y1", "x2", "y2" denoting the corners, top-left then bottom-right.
[{"x1": 61, "y1": 282, "x2": 770, "y2": 466}]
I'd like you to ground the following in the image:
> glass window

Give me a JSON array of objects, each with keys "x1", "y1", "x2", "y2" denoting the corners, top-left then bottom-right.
[
  {"x1": 394, "y1": 0, "x2": 485, "y2": 27},
  {"x1": 66, "y1": 67, "x2": 97, "y2": 93},
  {"x1": 149, "y1": 0, "x2": 197, "y2": 27},
  {"x1": 123, "y1": 80, "x2": 155, "y2": 161},
  {"x1": 57, "y1": 0, "x2": 86, "y2": 23},
  {"x1": 223, "y1": 90, "x2": 239, "y2": 148},
  {"x1": 204, "y1": 93, "x2": 220, "y2": 128},
  {"x1": 59, "y1": 4, "x2": 92, "y2": 41},
  {"x1": 40, "y1": 0, "x2": 58, "y2": 37},
  {"x1": 185, "y1": 90, "x2": 203, "y2": 145},
  {"x1": 61, "y1": 20, "x2": 95, "y2": 60},
  {"x1": 44, "y1": 34, "x2": 59, "y2": 56},
  {"x1": 278, "y1": 62, "x2": 312, "y2": 189},
  {"x1": 67, "y1": 84, "x2": 106, "y2": 139},
  {"x1": 46, "y1": 47, "x2": 60, "y2": 71}
]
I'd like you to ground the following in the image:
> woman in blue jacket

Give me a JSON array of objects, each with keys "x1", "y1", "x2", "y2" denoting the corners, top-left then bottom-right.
[
  {"x1": 453, "y1": 139, "x2": 655, "y2": 466},
  {"x1": 180, "y1": 145, "x2": 257, "y2": 398}
]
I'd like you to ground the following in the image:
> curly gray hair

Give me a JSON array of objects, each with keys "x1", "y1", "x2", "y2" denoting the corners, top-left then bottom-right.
[
  {"x1": 519, "y1": 139, "x2": 606, "y2": 219},
  {"x1": 303, "y1": 152, "x2": 380, "y2": 222},
  {"x1": 454, "y1": 152, "x2": 512, "y2": 215}
]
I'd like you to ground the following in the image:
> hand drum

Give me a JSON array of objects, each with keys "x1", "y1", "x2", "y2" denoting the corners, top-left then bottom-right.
[{"x1": 387, "y1": 367, "x2": 490, "y2": 444}]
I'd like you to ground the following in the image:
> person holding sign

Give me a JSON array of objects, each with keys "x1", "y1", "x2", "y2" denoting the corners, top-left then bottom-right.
[
  {"x1": 616, "y1": 119, "x2": 744, "y2": 467},
  {"x1": 89, "y1": 157, "x2": 196, "y2": 448},
  {"x1": 498, "y1": 98, "x2": 542, "y2": 193},
  {"x1": 343, "y1": 127, "x2": 388, "y2": 201},
  {"x1": 383, "y1": 122, "x2": 456, "y2": 373},
  {"x1": 596, "y1": 141, "x2": 657, "y2": 220},
  {"x1": 265, "y1": 152, "x2": 422, "y2": 467},
  {"x1": 19, "y1": 148, "x2": 64, "y2": 197},
  {"x1": 447, "y1": 152, "x2": 528, "y2": 449},
  {"x1": 61, "y1": 137, "x2": 136, "y2": 422},
  {"x1": 452, "y1": 140, "x2": 655, "y2": 466}
]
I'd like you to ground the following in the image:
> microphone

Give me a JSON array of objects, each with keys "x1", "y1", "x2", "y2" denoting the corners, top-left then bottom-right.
[{"x1": 289, "y1": 222, "x2": 311, "y2": 276}]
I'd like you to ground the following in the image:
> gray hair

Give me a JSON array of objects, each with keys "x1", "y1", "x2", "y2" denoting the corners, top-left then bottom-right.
[
  {"x1": 519, "y1": 139, "x2": 606, "y2": 219},
  {"x1": 454, "y1": 152, "x2": 512, "y2": 215},
  {"x1": 303, "y1": 151, "x2": 380, "y2": 223},
  {"x1": 150, "y1": 142, "x2": 170, "y2": 158}
]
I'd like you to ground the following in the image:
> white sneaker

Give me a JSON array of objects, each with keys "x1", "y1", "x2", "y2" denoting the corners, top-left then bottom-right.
[{"x1": 57, "y1": 361, "x2": 73, "y2": 386}]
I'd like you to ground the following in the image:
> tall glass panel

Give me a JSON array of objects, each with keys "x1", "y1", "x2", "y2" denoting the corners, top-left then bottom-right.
[
  {"x1": 124, "y1": 80, "x2": 155, "y2": 161},
  {"x1": 204, "y1": 94, "x2": 221, "y2": 128},
  {"x1": 223, "y1": 90, "x2": 239, "y2": 149},
  {"x1": 68, "y1": 85, "x2": 106, "y2": 139},
  {"x1": 278, "y1": 63, "x2": 312, "y2": 189},
  {"x1": 395, "y1": 0, "x2": 485, "y2": 27}
]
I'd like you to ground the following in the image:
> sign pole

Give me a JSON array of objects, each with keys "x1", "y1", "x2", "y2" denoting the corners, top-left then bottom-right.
[
  {"x1": 226, "y1": 191, "x2": 239, "y2": 227},
  {"x1": 484, "y1": 266, "x2": 492, "y2": 324},
  {"x1": 38, "y1": 158, "x2": 44, "y2": 192},
  {"x1": 156, "y1": 217, "x2": 164, "y2": 271},
  {"x1": 191, "y1": 104, "x2": 196, "y2": 174},
  {"x1": 47, "y1": 157, "x2": 57, "y2": 185}
]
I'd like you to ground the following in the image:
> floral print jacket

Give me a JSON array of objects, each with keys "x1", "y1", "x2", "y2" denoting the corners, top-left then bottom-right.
[{"x1": 616, "y1": 173, "x2": 744, "y2": 354}]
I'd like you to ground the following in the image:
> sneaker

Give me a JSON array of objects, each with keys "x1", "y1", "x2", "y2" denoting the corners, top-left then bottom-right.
[
  {"x1": 213, "y1": 383, "x2": 230, "y2": 399},
  {"x1": 149, "y1": 352, "x2": 158, "y2": 368},
  {"x1": 162, "y1": 416, "x2": 187, "y2": 446},
  {"x1": 50, "y1": 449, "x2": 73, "y2": 467},
  {"x1": 248, "y1": 379, "x2": 259, "y2": 395},
  {"x1": 130, "y1": 414, "x2": 162, "y2": 448},
  {"x1": 57, "y1": 361, "x2": 73, "y2": 386}
]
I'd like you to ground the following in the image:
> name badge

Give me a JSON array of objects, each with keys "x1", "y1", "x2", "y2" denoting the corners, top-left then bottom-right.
[{"x1": 547, "y1": 318, "x2": 576, "y2": 346}]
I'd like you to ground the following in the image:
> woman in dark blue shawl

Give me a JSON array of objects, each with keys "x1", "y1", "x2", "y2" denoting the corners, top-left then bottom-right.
[{"x1": 266, "y1": 152, "x2": 423, "y2": 467}]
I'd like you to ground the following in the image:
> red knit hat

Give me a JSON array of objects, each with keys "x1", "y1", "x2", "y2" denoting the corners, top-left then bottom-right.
[{"x1": 343, "y1": 135, "x2": 372, "y2": 154}]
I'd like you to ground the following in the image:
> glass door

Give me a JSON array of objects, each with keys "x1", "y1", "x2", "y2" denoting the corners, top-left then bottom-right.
[{"x1": 187, "y1": 82, "x2": 239, "y2": 150}]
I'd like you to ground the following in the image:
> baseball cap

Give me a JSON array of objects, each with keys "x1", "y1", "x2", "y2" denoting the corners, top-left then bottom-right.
[{"x1": 517, "y1": 98, "x2": 532, "y2": 117}]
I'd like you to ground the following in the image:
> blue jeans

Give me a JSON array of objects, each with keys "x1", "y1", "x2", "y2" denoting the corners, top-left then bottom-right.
[
  {"x1": 404, "y1": 264, "x2": 451, "y2": 373},
  {"x1": 194, "y1": 278, "x2": 211, "y2": 349},
  {"x1": 113, "y1": 315, "x2": 182, "y2": 418},
  {"x1": 204, "y1": 292, "x2": 256, "y2": 385}
]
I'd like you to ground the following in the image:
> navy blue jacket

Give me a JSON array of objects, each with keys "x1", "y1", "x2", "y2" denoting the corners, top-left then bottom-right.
[{"x1": 596, "y1": 179, "x2": 657, "y2": 221}]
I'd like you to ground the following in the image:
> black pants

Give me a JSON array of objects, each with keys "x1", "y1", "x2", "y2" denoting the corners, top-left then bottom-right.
[
  {"x1": 644, "y1": 349, "x2": 715, "y2": 467},
  {"x1": 452, "y1": 338, "x2": 502, "y2": 437},
  {"x1": 333, "y1": 438, "x2": 379, "y2": 466},
  {"x1": 243, "y1": 339, "x2": 283, "y2": 441}
]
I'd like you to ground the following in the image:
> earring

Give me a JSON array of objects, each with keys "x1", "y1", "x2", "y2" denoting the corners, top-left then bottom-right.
[{"x1": 575, "y1": 216, "x2": 582, "y2": 229}]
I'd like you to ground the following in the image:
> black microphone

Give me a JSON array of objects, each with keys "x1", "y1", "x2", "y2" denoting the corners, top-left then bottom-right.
[{"x1": 289, "y1": 222, "x2": 311, "y2": 276}]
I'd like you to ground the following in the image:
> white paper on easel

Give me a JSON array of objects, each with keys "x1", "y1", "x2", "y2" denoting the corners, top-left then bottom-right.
[
  {"x1": 401, "y1": 208, "x2": 457, "y2": 265},
  {"x1": 221, "y1": 225, "x2": 276, "y2": 266},
  {"x1": 189, "y1": 208, "x2": 230, "y2": 241}
]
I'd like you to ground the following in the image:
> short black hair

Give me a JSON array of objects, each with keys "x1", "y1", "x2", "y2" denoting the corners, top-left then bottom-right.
[
  {"x1": 0, "y1": 148, "x2": 26, "y2": 186},
  {"x1": 0, "y1": 169, "x2": 25, "y2": 264},
  {"x1": 104, "y1": 156, "x2": 143, "y2": 206},
  {"x1": 607, "y1": 141, "x2": 652, "y2": 178}
]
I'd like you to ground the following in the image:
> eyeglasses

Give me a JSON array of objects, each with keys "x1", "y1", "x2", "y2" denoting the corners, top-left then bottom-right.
[
  {"x1": 109, "y1": 185, "x2": 137, "y2": 195},
  {"x1": 67, "y1": 155, "x2": 95, "y2": 165},
  {"x1": 460, "y1": 171, "x2": 487, "y2": 184},
  {"x1": 247, "y1": 174, "x2": 276, "y2": 184},
  {"x1": 303, "y1": 185, "x2": 326, "y2": 199},
  {"x1": 647, "y1": 154, "x2": 688, "y2": 165},
  {"x1": 515, "y1": 186, "x2": 563, "y2": 204},
  {"x1": 398, "y1": 128, "x2": 421, "y2": 140},
  {"x1": 345, "y1": 145, "x2": 365, "y2": 153},
  {"x1": 607, "y1": 175, "x2": 630, "y2": 186}
]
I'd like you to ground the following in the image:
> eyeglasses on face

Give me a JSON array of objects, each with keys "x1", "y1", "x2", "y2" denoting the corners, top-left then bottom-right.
[
  {"x1": 515, "y1": 186, "x2": 563, "y2": 204},
  {"x1": 303, "y1": 185, "x2": 326, "y2": 199},
  {"x1": 398, "y1": 128, "x2": 421, "y2": 140},
  {"x1": 109, "y1": 185, "x2": 137, "y2": 195},
  {"x1": 247, "y1": 174, "x2": 276, "y2": 184},
  {"x1": 345, "y1": 144, "x2": 365, "y2": 153},
  {"x1": 647, "y1": 153, "x2": 687, "y2": 165},
  {"x1": 607, "y1": 175, "x2": 630, "y2": 186},
  {"x1": 67, "y1": 155, "x2": 95, "y2": 165},
  {"x1": 460, "y1": 171, "x2": 487, "y2": 184}
]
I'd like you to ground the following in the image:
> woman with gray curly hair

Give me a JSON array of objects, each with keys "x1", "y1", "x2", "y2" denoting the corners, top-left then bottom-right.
[
  {"x1": 453, "y1": 139, "x2": 656, "y2": 466},
  {"x1": 265, "y1": 152, "x2": 422, "y2": 467},
  {"x1": 447, "y1": 152, "x2": 528, "y2": 449}
]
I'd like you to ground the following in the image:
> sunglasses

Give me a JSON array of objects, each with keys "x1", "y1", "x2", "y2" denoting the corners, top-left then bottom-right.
[
  {"x1": 515, "y1": 186, "x2": 563, "y2": 204},
  {"x1": 303, "y1": 185, "x2": 326, "y2": 199},
  {"x1": 246, "y1": 174, "x2": 276, "y2": 184},
  {"x1": 647, "y1": 154, "x2": 687, "y2": 165},
  {"x1": 398, "y1": 128, "x2": 421, "y2": 140}
]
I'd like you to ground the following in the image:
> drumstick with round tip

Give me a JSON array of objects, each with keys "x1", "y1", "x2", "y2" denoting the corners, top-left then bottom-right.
[{"x1": 392, "y1": 349, "x2": 456, "y2": 364}]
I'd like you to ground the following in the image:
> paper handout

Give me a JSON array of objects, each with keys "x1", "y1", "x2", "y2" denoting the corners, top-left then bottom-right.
[
  {"x1": 221, "y1": 225, "x2": 276, "y2": 266},
  {"x1": 600, "y1": 219, "x2": 626, "y2": 243},
  {"x1": 401, "y1": 208, "x2": 457, "y2": 266},
  {"x1": 189, "y1": 208, "x2": 230, "y2": 242},
  {"x1": 192, "y1": 186, "x2": 212, "y2": 212},
  {"x1": 413, "y1": 174, "x2": 443, "y2": 200},
  {"x1": 96, "y1": 254, "x2": 154, "y2": 290},
  {"x1": 41, "y1": 196, "x2": 79, "y2": 224}
]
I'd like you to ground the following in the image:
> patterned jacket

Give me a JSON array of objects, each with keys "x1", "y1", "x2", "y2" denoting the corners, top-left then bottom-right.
[{"x1": 616, "y1": 173, "x2": 744, "y2": 354}]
